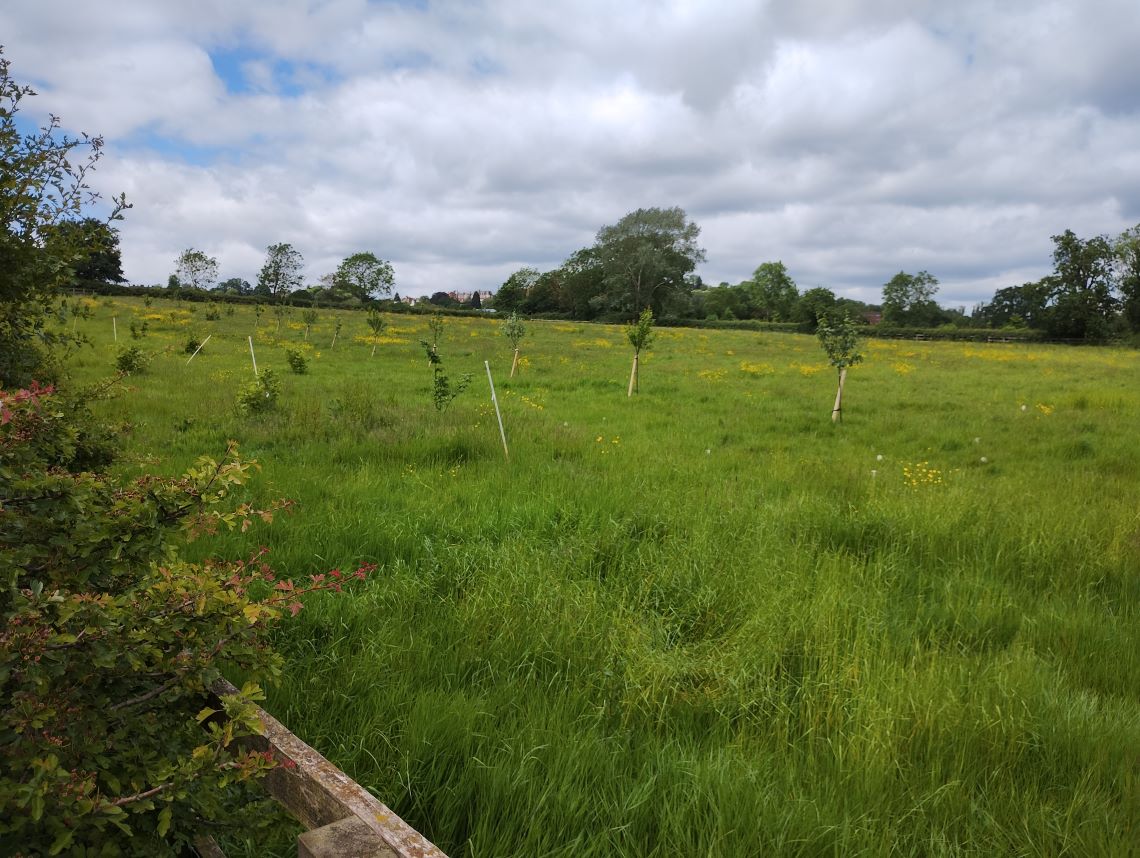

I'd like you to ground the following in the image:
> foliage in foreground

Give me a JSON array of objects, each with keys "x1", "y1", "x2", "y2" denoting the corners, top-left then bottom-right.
[{"x1": 0, "y1": 383, "x2": 371, "y2": 853}]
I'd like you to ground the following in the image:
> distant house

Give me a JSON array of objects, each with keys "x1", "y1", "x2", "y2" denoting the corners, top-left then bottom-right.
[{"x1": 863, "y1": 311, "x2": 882, "y2": 326}]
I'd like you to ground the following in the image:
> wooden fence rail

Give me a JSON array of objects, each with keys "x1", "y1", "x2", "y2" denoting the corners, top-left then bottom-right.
[{"x1": 207, "y1": 679, "x2": 448, "y2": 858}]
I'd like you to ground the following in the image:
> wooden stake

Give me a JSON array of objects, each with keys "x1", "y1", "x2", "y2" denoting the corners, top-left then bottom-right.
[
  {"x1": 186, "y1": 334, "x2": 212, "y2": 364},
  {"x1": 510, "y1": 348, "x2": 519, "y2": 378},
  {"x1": 485, "y1": 361, "x2": 509, "y2": 461},
  {"x1": 113, "y1": 317, "x2": 118, "y2": 341},
  {"x1": 371, "y1": 343, "x2": 377, "y2": 358},
  {"x1": 331, "y1": 331, "x2": 338, "y2": 348},
  {"x1": 248, "y1": 336, "x2": 259, "y2": 377},
  {"x1": 627, "y1": 353, "x2": 639, "y2": 397},
  {"x1": 832, "y1": 367, "x2": 847, "y2": 423}
]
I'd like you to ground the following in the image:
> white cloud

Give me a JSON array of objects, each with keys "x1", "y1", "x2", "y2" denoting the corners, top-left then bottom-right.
[{"x1": 3, "y1": 0, "x2": 1139, "y2": 306}]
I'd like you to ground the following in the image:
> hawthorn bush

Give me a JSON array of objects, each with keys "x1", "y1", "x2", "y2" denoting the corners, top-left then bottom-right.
[{"x1": 0, "y1": 383, "x2": 373, "y2": 853}]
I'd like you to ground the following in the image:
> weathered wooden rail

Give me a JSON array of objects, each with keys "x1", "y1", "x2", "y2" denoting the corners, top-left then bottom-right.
[{"x1": 206, "y1": 679, "x2": 448, "y2": 858}]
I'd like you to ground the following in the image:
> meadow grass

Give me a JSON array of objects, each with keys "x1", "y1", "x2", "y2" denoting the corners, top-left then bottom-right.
[{"x1": 65, "y1": 296, "x2": 1139, "y2": 856}]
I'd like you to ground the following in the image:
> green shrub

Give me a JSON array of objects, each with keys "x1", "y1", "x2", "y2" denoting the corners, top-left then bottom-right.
[
  {"x1": 0, "y1": 383, "x2": 373, "y2": 852},
  {"x1": 285, "y1": 348, "x2": 308, "y2": 374},
  {"x1": 115, "y1": 345, "x2": 147, "y2": 374},
  {"x1": 184, "y1": 336, "x2": 202, "y2": 355},
  {"x1": 237, "y1": 369, "x2": 281, "y2": 414}
]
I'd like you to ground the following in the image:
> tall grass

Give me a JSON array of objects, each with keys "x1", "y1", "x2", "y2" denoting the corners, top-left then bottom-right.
[{"x1": 66, "y1": 296, "x2": 1139, "y2": 856}]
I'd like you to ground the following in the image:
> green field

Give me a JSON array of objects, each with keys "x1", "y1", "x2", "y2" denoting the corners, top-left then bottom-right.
[{"x1": 66, "y1": 296, "x2": 1139, "y2": 856}]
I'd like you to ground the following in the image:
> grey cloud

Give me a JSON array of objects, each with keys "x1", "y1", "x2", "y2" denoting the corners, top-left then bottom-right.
[{"x1": 3, "y1": 0, "x2": 1140, "y2": 309}]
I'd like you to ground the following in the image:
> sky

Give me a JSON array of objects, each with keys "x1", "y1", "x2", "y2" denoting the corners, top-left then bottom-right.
[{"x1": 4, "y1": 0, "x2": 1140, "y2": 307}]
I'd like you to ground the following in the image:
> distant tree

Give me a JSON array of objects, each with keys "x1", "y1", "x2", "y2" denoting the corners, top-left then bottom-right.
[
  {"x1": 1044, "y1": 229, "x2": 1117, "y2": 341},
  {"x1": 174, "y1": 248, "x2": 218, "y2": 292},
  {"x1": 746, "y1": 261, "x2": 799, "y2": 320},
  {"x1": 1115, "y1": 223, "x2": 1140, "y2": 332},
  {"x1": 214, "y1": 277, "x2": 252, "y2": 295},
  {"x1": 701, "y1": 283, "x2": 748, "y2": 320},
  {"x1": 977, "y1": 281, "x2": 1052, "y2": 329},
  {"x1": 468, "y1": 290, "x2": 482, "y2": 309},
  {"x1": 552, "y1": 248, "x2": 606, "y2": 319},
  {"x1": 794, "y1": 287, "x2": 837, "y2": 330},
  {"x1": 493, "y1": 266, "x2": 539, "y2": 313},
  {"x1": 881, "y1": 270, "x2": 940, "y2": 326},
  {"x1": 817, "y1": 313, "x2": 864, "y2": 423},
  {"x1": 626, "y1": 307, "x2": 656, "y2": 396},
  {"x1": 594, "y1": 207, "x2": 706, "y2": 319},
  {"x1": 333, "y1": 251, "x2": 394, "y2": 301},
  {"x1": 49, "y1": 218, "x2": 125, "y2": 286},
  {"x1": 429, "y1": 291, "x2": 459, "y2": 308},
  {"x1": 256, "y1": 243, "x2": 304, "y2": 299},
  {"x1": 520, "y1": 270, "x2": 561, "y2": 314}
]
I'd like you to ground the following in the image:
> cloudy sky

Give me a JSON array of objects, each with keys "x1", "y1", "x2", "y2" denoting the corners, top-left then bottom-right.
[{"x1": 5, "y1": 0, "x2": 1139, "y2": 307}]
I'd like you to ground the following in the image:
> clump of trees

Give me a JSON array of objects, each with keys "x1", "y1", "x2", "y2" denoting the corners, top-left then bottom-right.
[{"x1": 972, "y1": 227, "x2": 1140, "y2": 341}]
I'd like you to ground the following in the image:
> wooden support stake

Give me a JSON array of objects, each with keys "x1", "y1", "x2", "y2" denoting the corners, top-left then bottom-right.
[
  {"x1": 112, "y1": 317, "x2": 117, "y2": 341},
  {"x1": 832, "y1": 367, "x2": 847, "y2": 423},
  {"x1": 627, "y1": 353, "x2": 639, "y2": 397},
  {"x1": 186, "y1": 334, "x2": 212, "y2": 364},
  {"x1": 485, "y1": 361, "x2": 509, "y2": 461},
  {"x1": 510, "y1": 348, "x2": 519, "y2": 378},
  {"x1": 248, "y1": 335, "x2": 259, "y2": 377}
]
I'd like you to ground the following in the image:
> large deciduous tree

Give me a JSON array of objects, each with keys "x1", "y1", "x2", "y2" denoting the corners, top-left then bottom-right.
[
  {"x1": 1044, "y1": 229, "x2": 1117, "y2": 341},
  {"x1": 795, "y1": 286, "x2": 838, "y2": 330},
  {"x1": 333, "y1": 251, "x2": 394, "y2": 301},
  {"x1": 174, "y1": 248, "x2": 219, "y2": 292},
  {"x1": 49, "y1": 218, "x2": 126, "y2": 287},
  {"x1": 881, "y1": 270, "x2": 940, "y2": 326},
  {"x1": 0, "y1": 47, "x2": 128, "y2": 386},
  {"x1": 493, "y1": 266, "x2": 539, "y2": 313},
  {"x1": 746, "y1": 261, "x2": 799, "y2": 321},
  {"x1": 256, "y1": 243, "x2": 304, "y2": 300},
  {"x1": 594, "y1": 207, "x2": 706, "y2": 320},
  {"x1": 1115, "y1": 223, "x2": 1140, "y2": 332}
]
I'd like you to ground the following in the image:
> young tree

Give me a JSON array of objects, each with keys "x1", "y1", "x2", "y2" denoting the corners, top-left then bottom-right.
[
  {"x1": 301, "y1": 308, "x2": 318, "y2": 340},
  {"x1": 419, "y1": 315, "x2": 470, "y2": 411},
  {"x1": 595, "y1": 207, "x2": 705, "y2": 319},
  {"x1": 817, "y1": 313, "x2": 864, "y2": 423},
  {"x1": 256, "y1": 243, "x2": 304, "y2": 300},
  {"x1": 501, "y1": 311, "x2": 526, "y2": 377},
  {"x1": 174, "y1": 248, "x2": 219, "y2": 292},
  {"x1": 333, "y1": 251, "x2": 394, "y2": 301},
  {"x1": 0, "y1": 47, "x2": 129, "y2": 386},
  {"x1": 366, "y1": 308, "x2": 387, "y2": 356},
  {"x1": 626, "y1": 307, "x2": 656, "y2": 396}
]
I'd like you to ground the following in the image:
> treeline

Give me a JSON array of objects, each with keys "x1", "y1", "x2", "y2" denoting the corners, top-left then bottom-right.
[
  {"x1": 487, "y1": 209, "x2": 1140, "y2": 343},
  {"x1": 65, "y1": 202, "x2": 1140, "y2": 344},
  {"x1": 971, "y1": 227, "x2": 1140, "y2": 342}
]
